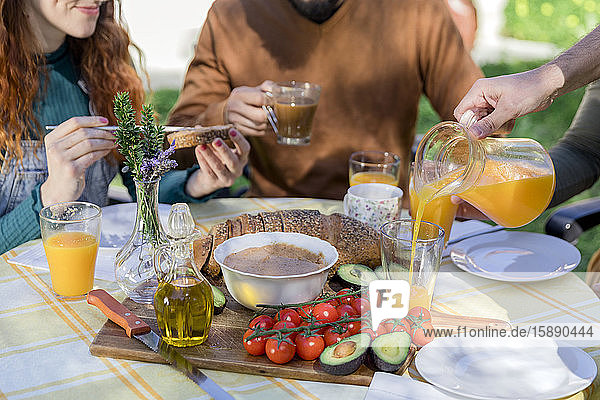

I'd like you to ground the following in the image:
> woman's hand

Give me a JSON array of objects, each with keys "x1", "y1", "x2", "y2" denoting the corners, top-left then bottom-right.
[
  {"x1": 224, "y1": 80, "x2": 273, "y2": 136},
  {"x1": 185, "y1": 129, "x2": 251, "y2": 198},
  {"x1": 40, "y1": 116, "x2": 116, "y2": 206}
]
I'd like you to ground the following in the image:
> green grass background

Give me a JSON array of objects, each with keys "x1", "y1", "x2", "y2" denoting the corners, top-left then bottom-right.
[{"x1": 146, "y1": 1, "x2": 600, "y2": 273}]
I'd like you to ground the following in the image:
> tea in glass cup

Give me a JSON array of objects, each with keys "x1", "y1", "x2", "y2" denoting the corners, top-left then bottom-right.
[
  {"x1": 40, "y1": 202, "x2": 101, "y2": 299},
  {"x1": 349, "y1": 151, "x2": 401, "y2": 187},
  {"x1": 264, "y1": 81, "x2": 321, "y2": 145}
]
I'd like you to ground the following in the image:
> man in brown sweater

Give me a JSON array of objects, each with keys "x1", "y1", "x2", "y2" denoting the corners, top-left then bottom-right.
[{"x1": 169, "y1": 0, "x2": 483, "y2": 200}]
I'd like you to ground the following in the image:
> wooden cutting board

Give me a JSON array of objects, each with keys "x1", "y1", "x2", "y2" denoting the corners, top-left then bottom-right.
[{"x1": 89, "y1": 286, "x2": 510, "y2": 386}]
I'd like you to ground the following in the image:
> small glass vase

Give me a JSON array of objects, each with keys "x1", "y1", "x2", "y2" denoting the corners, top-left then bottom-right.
[{"x1": 115, "y1": 178, "x2": 167, "y2": 304}]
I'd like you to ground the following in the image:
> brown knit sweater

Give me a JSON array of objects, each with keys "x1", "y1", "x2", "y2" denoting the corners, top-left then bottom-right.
[{"x1": 169, "y1": 0, "x2": 483, "y2": 199}]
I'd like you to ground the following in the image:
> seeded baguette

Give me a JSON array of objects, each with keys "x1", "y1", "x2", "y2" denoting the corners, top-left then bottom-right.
[{"x1": 167, "y1": 124, "x2": 233, "y2": 149}]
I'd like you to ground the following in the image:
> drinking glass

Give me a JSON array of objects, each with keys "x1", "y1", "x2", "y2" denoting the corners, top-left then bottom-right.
[
  {"x1": 349, "y1": 151, "x2": 401, "y2": 187},
  {"x1": 40, "y1": 201, "x2": 101, "y2": 299},
  {"x1": 380, "y1": 219, "x2": 444, "y2": 310},
  {"x1": 263, "y1": 81, "x2": 321, "y2": 145}
]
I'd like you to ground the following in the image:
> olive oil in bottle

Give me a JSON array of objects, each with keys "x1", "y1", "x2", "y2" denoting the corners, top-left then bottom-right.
[
  {"x1": 154, "y1": 274, "x2": 213, "y2": 346},
  {"x1": 153, "y1": 203, "x2": 214, "y2": 347}
]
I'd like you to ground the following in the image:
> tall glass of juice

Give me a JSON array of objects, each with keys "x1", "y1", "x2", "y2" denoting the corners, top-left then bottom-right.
[
  {"x1": 380, "y1": 219, "x2": 444, "y2": 310},
  {"x1": 40, "y1": 202, "x2": 101, "y2": 299},
  {"x1": 349, "y1": 151, "x2": 401, "y2": 187}
]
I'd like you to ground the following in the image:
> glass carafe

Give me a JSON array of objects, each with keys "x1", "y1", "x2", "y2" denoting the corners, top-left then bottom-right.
[
  {"x1": 153, "y1": 203, "x2": 213, "y2": 347},
  {"x1": 412, "y1": 111, "x2": 555, "y2": 238}
]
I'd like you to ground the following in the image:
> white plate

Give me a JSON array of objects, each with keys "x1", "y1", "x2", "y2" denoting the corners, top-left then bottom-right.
[
  {"x1": 416, "y1": 336, "x2": 597, "y2": 400},
  {"x1": 99, "y1": 203, "x2": 171, "y2": 248},
  {"x1": 449, "y1": 231, "x2": 580, "y2": 282}
]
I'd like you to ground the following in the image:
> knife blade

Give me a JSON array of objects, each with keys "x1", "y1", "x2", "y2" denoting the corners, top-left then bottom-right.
[{"x1": 87, "y1": 289, "x2": 234, "y2": 400}]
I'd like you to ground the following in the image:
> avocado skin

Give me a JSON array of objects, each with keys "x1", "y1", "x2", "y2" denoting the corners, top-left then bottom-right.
[
  {"x1": 319, "y1": 333, "x2": 371, "y2": 375},
  {"x1": 369, "y1": 331, "x2": 411, "y2": 372}
]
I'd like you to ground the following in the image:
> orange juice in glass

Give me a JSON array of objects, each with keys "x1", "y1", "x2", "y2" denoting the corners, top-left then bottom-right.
[
  {"x1": 380, "y1": 219, "x2": 444, "y2": 311},
  {"x1": 349, "y1": 151, "x2": 400, "y2": 187},
  {"x1": 40, "y1": 202, "x2": 101, "y2": 299}
]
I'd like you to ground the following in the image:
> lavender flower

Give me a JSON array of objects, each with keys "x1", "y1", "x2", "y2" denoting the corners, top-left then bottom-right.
[{"x1": 139, "y1": 141, "x2": 178, "y2": 181}]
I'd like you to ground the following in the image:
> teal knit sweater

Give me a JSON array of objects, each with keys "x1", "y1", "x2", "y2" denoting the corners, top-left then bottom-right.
[{"x1": 0, "y1": 42, "x2": 210, "y2": 255}]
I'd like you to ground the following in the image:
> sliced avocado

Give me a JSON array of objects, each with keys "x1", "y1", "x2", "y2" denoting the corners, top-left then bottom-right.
[
  {"x1": 211, "y1": 285, "x2": 226, "y2": 315},
  {"x1": 334, "y1": 264, "x2": 378, "y2": 289},
  {"x1": 370, "y1": 331, "x2": 411, "y2": 372},
  {"x1": 319, "y1": 333, "x2": 371, "y2": 375}
]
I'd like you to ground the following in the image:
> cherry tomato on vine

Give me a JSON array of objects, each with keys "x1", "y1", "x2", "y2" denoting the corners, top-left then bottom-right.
[
  {"x1": 336, "y1": 304, "x2": 357, "y2": 319},
  {"x1": 276, "y1": 308, "x2": 302, "y2": 326},
  {"x1": 249, "y1": 315, "x2": 274, "y2": 331},
  {"x1": 360, "y1": 325, "x2": 377, "y2": 340},
  {"x1": 351, "y1": 298, "x2": 370, "y2": 316},
  {"x1": 298, "y1": 304, "x2": 314, "y2": 319},
  {"x1": 243, "y1": 329, "x2": 267, "y2": 356},
  {"x1": 392, "y1": 318, "x2": 412, "y2": 334},
  {"x1": 406, "y1": 306, "x2": 432, "y2": 326},
  {"x1": 265, "y1": 337, "x2": 296, "y2": 364},
  {"x1": 324, "y1": 326, "x2": 350, "y2": 346},
  {"x1": 337, "y1": 289, "x2": 355, "y2": 305},
  {"x1": 272, "y1": 321, "x2": 298, "y2": 341},
  {"x1": 411, "y1": 321, "x2": 435, "y2": 347},
  {"x1": 300, "y1": 320, "x2": 325, "y2": 335},
  {"x1": 326, "y1": 298, "x2": 340, "y2": 308},
  {"x1": 313, "y1": 303, "x2": 339, "y2": 324},
  {"x1": 344, "y1": 320, "x2": 361, "y2": 336},
  {"x1": 375, "y1": 322, "x2": 391, "y2": 337},
  {"x1": 295, "y1": 333, "x2": 325, "y2": 360}
]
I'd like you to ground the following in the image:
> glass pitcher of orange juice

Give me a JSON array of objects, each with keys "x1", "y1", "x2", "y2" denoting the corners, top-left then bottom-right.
[{"x1": 411, "y1": 111, "x2": 555, "y2": 241}]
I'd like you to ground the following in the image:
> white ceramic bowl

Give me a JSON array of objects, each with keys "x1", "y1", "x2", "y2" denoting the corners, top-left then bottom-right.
[{"x1": 213, "y1": 232, "x2": 338, "y2": 310}]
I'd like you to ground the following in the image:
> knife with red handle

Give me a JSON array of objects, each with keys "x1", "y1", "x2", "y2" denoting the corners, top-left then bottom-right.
[{"x1": 87, "y1": 289, "x2": 234, "y2": 400}]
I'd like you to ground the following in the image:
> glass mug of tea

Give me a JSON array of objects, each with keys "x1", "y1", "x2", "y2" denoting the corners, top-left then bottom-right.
[
  {"x1": 40, "y1": 201, "x2": 102, "y2": 299},
  {"x1": 263, "y1": 81, "x2": 321, "y2": 145}
]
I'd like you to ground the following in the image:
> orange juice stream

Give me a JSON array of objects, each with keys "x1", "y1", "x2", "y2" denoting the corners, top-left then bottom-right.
[{"x1": 43, "y1": 231, "x2": 98, "y2": 296}]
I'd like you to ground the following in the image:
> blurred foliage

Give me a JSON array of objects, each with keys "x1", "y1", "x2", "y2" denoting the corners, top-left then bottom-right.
[
  {"x1": 504, "y1": 0, "x2": 600, "y2": 48},
  {"x1": 147, "y1": 89, "x2": 180, "y2": 124}
]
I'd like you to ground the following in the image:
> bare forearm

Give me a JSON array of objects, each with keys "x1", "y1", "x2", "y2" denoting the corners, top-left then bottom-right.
[{"x1": 547, "y1": 24, "x2": 600, "y2": 97}]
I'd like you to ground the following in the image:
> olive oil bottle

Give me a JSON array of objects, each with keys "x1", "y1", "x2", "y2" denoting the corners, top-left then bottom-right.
[{"x1": 153, "y1": 204, "x2": 213, "y2": 347}]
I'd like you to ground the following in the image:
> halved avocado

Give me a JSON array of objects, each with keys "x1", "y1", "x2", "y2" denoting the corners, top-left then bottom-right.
[
  {"x1": 319, "y1": 333, "x2": 371, "y2": 375},
  {"x1": 370, "y1": 331, "x2": 411, "y2": 372},
  {"x1": 334, "y1": 264, "x2": 378, "y2": 289},
  {"x1": 211, "y1": 285, "x2": 227, "y2": 315}
]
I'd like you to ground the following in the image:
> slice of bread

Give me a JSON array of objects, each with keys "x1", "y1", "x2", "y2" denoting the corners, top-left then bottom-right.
[{"x1": 167, "y1": 124, "x2": 233, "y2": 149}]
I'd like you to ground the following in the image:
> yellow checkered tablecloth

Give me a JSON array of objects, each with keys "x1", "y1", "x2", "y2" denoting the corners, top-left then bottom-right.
[{"x1": 1, "y1": 197, "x2": 599, "y2": 400}]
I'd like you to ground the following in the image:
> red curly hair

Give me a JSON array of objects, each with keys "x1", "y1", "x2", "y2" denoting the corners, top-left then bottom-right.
[{"x1": 0, "y1": 0, "x2": 145, "y2": 162}]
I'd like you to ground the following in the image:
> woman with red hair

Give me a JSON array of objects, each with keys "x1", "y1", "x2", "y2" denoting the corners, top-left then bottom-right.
[{"x1": 0, "y1": 0, "x2": 250, "y2": 253}]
